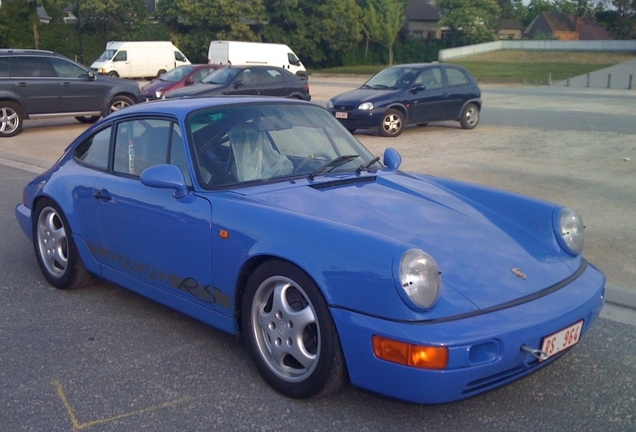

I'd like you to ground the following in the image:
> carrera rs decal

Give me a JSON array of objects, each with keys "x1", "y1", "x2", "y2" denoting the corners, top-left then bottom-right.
[{"x1": 86, "y1": 241, "x2": 221, "y2": 305}]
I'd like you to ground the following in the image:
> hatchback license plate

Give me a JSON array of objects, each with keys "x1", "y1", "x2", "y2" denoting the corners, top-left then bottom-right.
[
  {"x1": 540, "y1": 320, "x2": 584, "y2": 360},
  {"x1": 335, "y1": 112, "x2": 348, "y2": 119}
]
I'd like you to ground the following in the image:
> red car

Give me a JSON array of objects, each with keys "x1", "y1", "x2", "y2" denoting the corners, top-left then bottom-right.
[{"x1": 141, "y1": 64, "x2": 220, "y2": 100}]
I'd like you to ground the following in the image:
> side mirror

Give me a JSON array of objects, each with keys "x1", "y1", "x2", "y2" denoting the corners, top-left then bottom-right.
[
  {"x1": 383, "y1": 148, "x2": 402, "y2": 170},
  {"x1": 233, "y1": 80, "x2": 245, "y2": 89},
  {"x1": 185, "y1": 78, "x2": 194, "y2": 86},
  {"x1": 411, "y1": 85, "x2": 426, "y2": 94},
  {"x1": 140, "y1": 164, "x2": 188, "y2": 199},
  {"x1": 88, "y1": 71, "x2": 96, "y2": 81}
]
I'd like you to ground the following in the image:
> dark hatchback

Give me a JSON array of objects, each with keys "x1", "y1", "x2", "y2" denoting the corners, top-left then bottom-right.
[
  {"x1": 0, "y1": 49, "x2": 144, "y2": 137},
  {"x1": 165, "y1": 65, "x2": 311, "y2": 101},
  {"x1": 141, "y1": 64, "x2": 220, "y2": 100},
  {"x1": 328, "y1": 63, "x2": 481, "y2": 137}
]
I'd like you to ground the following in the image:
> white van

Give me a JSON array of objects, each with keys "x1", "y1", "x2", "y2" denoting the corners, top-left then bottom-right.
[
  {"x1": 91, "y1": 41, "x2": 190, "y2": 79},
  {"x1": 208, "y1": 41, "x2": 307, "y2": 78}
]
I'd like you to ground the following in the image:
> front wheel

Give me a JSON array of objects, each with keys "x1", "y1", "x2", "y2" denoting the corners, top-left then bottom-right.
[
  {"x1": 379, "y1": 108, "x2": 405, "y2": 137},
  {"x1": 459, "y1": 103, "x2": 480, "y2": 129},
  {"x1": 241, "y1": 260, "x2": 346, "y2": 399},
  {"x1": 108, "y1": 95, "x2": 136, "y2": 115},
  {"x1": 108, "y1": 71, "x2": 119, "y2": 78},
  {"x1": 0, "y1": 101, "x2": 24, "y2": 137},
  {"x1": 33, "y1": 199, "x2": 93, "y2": 289}
]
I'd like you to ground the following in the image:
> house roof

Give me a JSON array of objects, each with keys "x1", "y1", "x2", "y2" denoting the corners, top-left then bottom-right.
[
  {"x1": 405, "y1": 0, "x2": 442, "y2": 21},
  {"x1": 498, "y1": 18, "x2": 524, "y2": 31},
  {"x1": 525, "y1": 12, "x2": 611, "y2": 40}
]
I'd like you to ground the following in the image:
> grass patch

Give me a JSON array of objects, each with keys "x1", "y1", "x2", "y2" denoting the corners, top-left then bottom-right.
[{"x1": 311, "y1": 50, "x2": 636, "y2": 84}]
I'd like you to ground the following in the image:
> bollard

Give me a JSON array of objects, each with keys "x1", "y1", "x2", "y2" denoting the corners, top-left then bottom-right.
[
  {"x1": 586, "y1": 73, "x2": 590, "y2": 88},
  {"x1": 608, "y1": 74, "x2": 611, "y2": 89},
  {"x1": 567, "y1": 74, "x2": 570, "y2": 87},
  {"x1": 548, "y1": 72, "x2": 552, "y2": 86},
  {"x1": 630, "y1": 75, "x2": 633, "y2": 90}
]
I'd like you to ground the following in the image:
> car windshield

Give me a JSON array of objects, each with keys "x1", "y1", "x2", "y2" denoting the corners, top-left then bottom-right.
[
  {"x1": 188, "y1": 103, "x2": 380, "y2": 188},
  {"x1": 98, "y1": 49, "x2": 118, "y2": 61},
  {"x1": 160, "y1": 66, "x2": 195, "y2": 82},
  {"x1": 362, "y1": 67, "x2": 420, "y2": 90},
  {"x1": 201, "y1": 67, "x2": 239, "y2": 85}
]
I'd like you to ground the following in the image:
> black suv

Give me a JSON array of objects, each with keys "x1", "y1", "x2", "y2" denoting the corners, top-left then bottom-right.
[{"x1": 0, "y1": 49, "x2": 145, "y2": 137}]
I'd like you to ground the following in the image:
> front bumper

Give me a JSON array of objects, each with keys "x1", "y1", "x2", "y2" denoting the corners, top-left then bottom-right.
[
  {"x1": 328, "y1": 108, "x2": 386, "y2": 130},
  {"x1": 331, "y1": 262, "x2": 605, "y2": 404}
]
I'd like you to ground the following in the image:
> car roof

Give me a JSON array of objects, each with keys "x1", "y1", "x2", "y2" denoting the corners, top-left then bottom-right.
[
  {"x1": 108, "y1": 96, "x2": 312, "y2": 120},
  {"x1": 0, "y1": 49, "x2": 56, "y2": 56}
]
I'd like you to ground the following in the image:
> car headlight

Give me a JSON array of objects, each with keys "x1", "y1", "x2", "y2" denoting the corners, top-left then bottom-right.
[
  {"x1": 398, "y1": 249, "x2": 441, "y2": 310},
  {"x1": 327, "y1": 100, "x2": 334, "y2": 109},
  {"x1": 358, "y1": 102, "x2": 374, "y2": 111},
  {"x1": 554, "y1": 207, "x2": 584, "y2": 256}
]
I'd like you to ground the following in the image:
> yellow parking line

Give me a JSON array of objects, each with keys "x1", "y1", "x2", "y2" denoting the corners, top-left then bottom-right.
[{"x1": 52, "y1": 379, "x2": 192, "y2": 431}]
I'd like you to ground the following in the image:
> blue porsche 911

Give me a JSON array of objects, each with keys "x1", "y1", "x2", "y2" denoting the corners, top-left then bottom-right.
[{"x1": 15, "y1": 97, "x2": 605, "y2": 404}]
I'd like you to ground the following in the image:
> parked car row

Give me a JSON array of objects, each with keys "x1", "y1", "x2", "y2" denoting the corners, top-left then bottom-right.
[{"x1": 0, "y1": 49, "x2": 483, "y2": 138}]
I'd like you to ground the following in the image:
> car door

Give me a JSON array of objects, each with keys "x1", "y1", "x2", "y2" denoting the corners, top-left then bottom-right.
[
  {"x1": 11, "y1": 56, "x2": 60, "y2": 114},
  {"x1": 225, "y1": 67, "x2": 261, "y2": 96},
  {"x1": 408, "y1": 66, "x2": 449, "y2": 122},
  {"x1": 91, "y1": 118, "x2": 214, "y2": 304},
  {"x1": 443, "y1": 66, "x2": 477, "y2": 119},
  {"x1": 49, "y1": 57, "x2": 105, "y2": 113},
  {"x1": 258, "y1": 68, "x2": 289, "y2": 97}
]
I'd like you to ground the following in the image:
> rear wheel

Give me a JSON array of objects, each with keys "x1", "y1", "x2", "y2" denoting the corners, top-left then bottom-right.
[
  {"x1": 379, "y1": 108, "x2": 405, "y2": 137},
  {"x1": 75, "y1": 116, "x2": 100, "y2": 124},
  {"x1": 33, "y1": 199, "x2": 93, "y2": 289},
  {"x1": 0, "y1": 101, "x2": 24, "y2": 137},
  {"x1": 241, "y1": 259, "x2": 346, "y2": 399},
  {"x1": 459, "y1": 103, "x2": 480, "y2": 129}
]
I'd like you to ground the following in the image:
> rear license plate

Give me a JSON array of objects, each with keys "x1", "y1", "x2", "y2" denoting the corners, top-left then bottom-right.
[
  {"x1": 540, "y1": 320, "x2": 584, "y2": 360},
  {"x1": 335, "y1": 112, "x2": 348, "y2": 119}
]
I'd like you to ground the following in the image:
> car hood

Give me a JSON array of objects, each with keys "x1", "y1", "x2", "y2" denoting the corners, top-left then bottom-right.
[
  {"x1": 246, "y1": 174, "x2": 575, "y2": 310},
  {"x1": 166, "y1": 83, "x2": 225, "y2": 98},
  {"x1": 331, "y1": 88, "x2": 401, "y2": 106}
]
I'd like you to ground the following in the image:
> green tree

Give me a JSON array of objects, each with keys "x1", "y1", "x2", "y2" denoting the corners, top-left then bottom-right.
[
  {"x1": 357, "y1": 0, "x2": 381, "y2": 62},
  {"x1": 262, "y1": 0, "x2": 363, "y2": 68},
  {"x1": 370, "y1": 0, "x2": 407, "y2": 65},
  {"x1": 80, "y1": 0, "x2": 150, "y2": 37},
  {"x1": 596, "y1": 0, "x2": 636, "y2": 39},
  {"x1": 439, "y1": 0, "x2": 501, "y2": 47}
]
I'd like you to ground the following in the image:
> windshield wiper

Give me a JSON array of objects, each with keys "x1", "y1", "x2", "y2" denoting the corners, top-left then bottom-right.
[
  {"x1": 355, "y1": 156, "x2": 381, "y2": 175},
  {"x1": 308, "y1": 154, "x2": 359, "y2": 181}
]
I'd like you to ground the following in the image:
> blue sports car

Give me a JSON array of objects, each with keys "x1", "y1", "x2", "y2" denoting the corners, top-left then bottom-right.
[{"x1": 15, "y1": 97, "x2": 605, "y2": 404}]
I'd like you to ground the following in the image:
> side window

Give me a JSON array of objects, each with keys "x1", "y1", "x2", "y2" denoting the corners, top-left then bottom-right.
[
  {"x1": 49, "y1": 57, "x2": 89, "y2": 79},
  {"x1": 262, "y1": 68, "x2": 284, "y2": 84},
  {"x1": 414, "y1": 68, "x2": 443, "y2": 90},
  {"x1": 446, "y1": 68, "x2": 471, "y2": 87},
  {"x1": 113, "y1": 119, "x2": 190, "y2": 185},
  {"x1": 287, "y1": 53, "x2": 299, "y2": 66},
  {"x1": 192, "y1": 68, "x2": 211, "y2": 83},
  {"x1": 8, "y1": 57, "x2": 25, "y2": 77},
  {"x1": 175, "y1": 51, "x2": 187, "y2": 62},
  {"x1": 15, "y1": 56, "x2": 56, "y2": 77},
  {"x1": 240, "y1": 68, "x2": 258, "y2": 86},
  {"x1": 0, "y1": 57, "x2": 9, "y2": 77},
  {"x1": 113, "y1": 51, "x2": 127, "y2": 62},
  {"x1": 74, "y1": 126, "x2": 112, "y2": 170}
]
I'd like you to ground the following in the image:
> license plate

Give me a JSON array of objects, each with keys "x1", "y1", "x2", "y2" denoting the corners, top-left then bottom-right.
[
  {"x1": 335, "y1": 112, "x2": 348, "y2": 119},
  {"x1": 540, "y1": 320, "x2": 584, "y2": 360}
]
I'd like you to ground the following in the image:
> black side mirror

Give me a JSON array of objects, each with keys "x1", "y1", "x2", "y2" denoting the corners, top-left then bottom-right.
[
  {"x1": 233, "y1": 80, "x2": 245, "y2": 89},
  {"x1": 185, "y1": 78, "x2": 194, "y2": 86},
  {"x1": 411, "y1": 85, "x2": 426, "y2": 94}
]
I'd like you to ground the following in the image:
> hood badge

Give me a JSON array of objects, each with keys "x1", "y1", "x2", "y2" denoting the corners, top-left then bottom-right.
[{"x1": 512, "y1": 268, "x2": 527, "y2": 280}]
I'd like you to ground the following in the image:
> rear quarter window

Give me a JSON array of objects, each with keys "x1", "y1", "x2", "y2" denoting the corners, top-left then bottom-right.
[{"x1": 446, "y1": 68, "x2": 472, "y2": 87}]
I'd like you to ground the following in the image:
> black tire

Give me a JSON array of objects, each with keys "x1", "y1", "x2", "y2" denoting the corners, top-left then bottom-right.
[
  {"x1": 459, "y1": 103, "x2": 480, "y2": 129},
  {"x1": 33, "y1": 199, "x2": 93, "y2": 289},
  {"x1": 75, "y1": 116, "x2": 100, "y2": 124},
  {"x1": 0, "y1": 101, "x2": 24, "y2": 137},
  {"x1": 379, "y1": 108, "x2": 405, "y2": 137},
  {"x1": 347, "y1": 128, "x2": 356, "y2": 134},
  {"x1": 241, "y1": 259, "x2": 346, "y2": 399},
  {"x1": 108, "y1": 95, "x2": 136, "y2": 115},
  {"x1": 108, "y1": 71, "x2": 119, "y2": 78}
]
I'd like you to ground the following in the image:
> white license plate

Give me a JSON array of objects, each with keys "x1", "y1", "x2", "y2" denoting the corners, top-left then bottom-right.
[
  {"x1": 335, "y1": 112, "x2": 348, "y2": 119},
  {"x1": 540, "y1": 320, "x2": 584, "y2": 360}
]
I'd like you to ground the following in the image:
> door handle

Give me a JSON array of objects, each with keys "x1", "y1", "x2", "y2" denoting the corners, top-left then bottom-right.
[{"x1": 93, "y1": 189, "x2": 112, "y2": 201}]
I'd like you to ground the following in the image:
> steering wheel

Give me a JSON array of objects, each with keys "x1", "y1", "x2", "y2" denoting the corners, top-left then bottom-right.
[{"x1": 294, "y1": 152, "x2": 331, "y2": 173}]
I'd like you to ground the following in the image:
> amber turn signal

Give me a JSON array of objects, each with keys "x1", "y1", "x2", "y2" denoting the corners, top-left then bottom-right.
[{"x1": 372, "y1": 335, "x2": 448, "y2": 369}]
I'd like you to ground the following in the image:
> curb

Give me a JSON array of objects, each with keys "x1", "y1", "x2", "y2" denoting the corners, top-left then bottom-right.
[{"x1": 606, "y1": 283, "x2": 636, "y2": 310}]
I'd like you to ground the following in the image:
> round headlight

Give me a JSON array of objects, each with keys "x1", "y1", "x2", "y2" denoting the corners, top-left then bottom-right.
[
  {"x1": 399, "y1": 249, "x2": 441, "y2": 309},
  {"x1": 327, "y1": 100, "x2": 334, "y2": 109},
  {"x1": 555, "y1": 207, "x2": 584, "y2": 255},
  {"x1": 358, "y1": 102, "x2": 374, "y2": 111}
]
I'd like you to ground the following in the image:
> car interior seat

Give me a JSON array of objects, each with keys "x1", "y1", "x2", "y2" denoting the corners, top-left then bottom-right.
[{"x1": 134, "y1": 127, "x2": 170, "y2": 175}]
